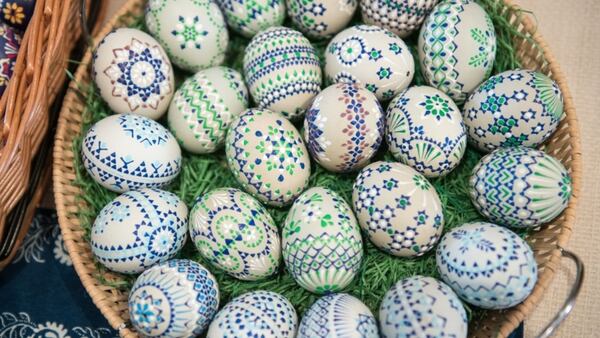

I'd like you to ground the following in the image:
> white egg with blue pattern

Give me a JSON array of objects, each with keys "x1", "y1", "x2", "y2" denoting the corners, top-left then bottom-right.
[
  {"x1": 91, "y1": 188, "x2": 188, "y2": 274},
  {"x1": 436, "y1": 222, "x2": 538, "y2": 309},
  {"x1": 81, "y1": 114, "x2": 182, "y2": 193}
]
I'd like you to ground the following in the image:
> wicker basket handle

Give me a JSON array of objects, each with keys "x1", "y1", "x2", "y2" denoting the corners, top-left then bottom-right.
[{"x1": 535, "y1": 248, "x2": 584, "y2": 338}]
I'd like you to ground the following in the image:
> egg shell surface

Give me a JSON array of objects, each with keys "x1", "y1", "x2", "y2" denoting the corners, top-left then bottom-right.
[
  {"x1": 463, "y1": 69, "x2": 564, "y2": 152},
  {"x1": 470, "y1": 146, "x2": 572, "y2": 228},
  {"x1": 360, "y1": 0, "x2": 438, "y2": 38},
  {"x1": 216, "y1": 0, "x2": 285, "y2": 38},
  {"x1": 325, "y1": 25, "x2": 415, "y2": 101},
  {"x1": 189, "y1": 187, "x2": 281, "y2": 281},
  {"x1": 379, "y1": 276, "x2": 467, "y2": 338},
  {"x1": 207, "y1": 290, "x2": 297, "y2": 338},
  {"x1": 385, "y1": 86, "x2": 467, "y2": 178},
  {"x1": 287, "y1": 0, "x2": 358, "y2": 39},
  {"x1": 168, "y1": 66, "x2": 248, "y2": 154},
  {"x1": 436, "y1": 222, "x2": 538, "y2": 309},
  {"x1": 92, "y1": 28, "x2": 174, "y2": 119},
  {"x1": 0, "y1": 23, "x2": 19, "y2": 96},
  {"x1": 128, "y1": 259, "x2": 219, "y2": 337},
  {"x1": 418, "y1": 0, "x2": 496, "y2": 103},
  {"x1": 305, "y1": 82, "x2": 384, "y2": 173},
  {"x1": 282, "y1": 187, "x2": 363, "y2": 294},
  {"x1": 352, "y1": 161, "x2": 444, "y2": 257},
  {"x1": 81, "y1": 114, "x2": 182, "y2": 193},
  {"x1": 225, "y1": 108, "x2": 311, "y2": 207},
  {"x1": 1, "y1": 0, "x2": 35, "y2": 30},
  {"x1": 243, "y1": 27, "x2": 322, "y2": 120},
  {"x1": 91, "y1": 188, "x2": 188, "y2": 274},
  {"x1": 145, "y1": 0, "x2": 229, "y2": 72},
  {"x1": 298, "y1": 293, "x2": 378, "y2": 338}
]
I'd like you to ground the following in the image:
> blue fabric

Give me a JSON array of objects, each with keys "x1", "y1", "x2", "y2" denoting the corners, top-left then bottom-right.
[{"x1": 0, "y1": 209, "x2": 525, "y2": 338}]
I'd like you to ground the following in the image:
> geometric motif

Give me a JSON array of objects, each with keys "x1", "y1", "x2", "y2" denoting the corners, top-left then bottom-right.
[
  {"x1": 189, "y1": 188, "x2": 281, "y2": 280},
  {"x1": 469, "y1": 146, "x2": 572, "y2": 228},
  {"x1": 128, "y1": 259, "x2": 219, "y2": 337},
  {"x1": 298, "y1": 293, "x2": 378, "y2": 338},
  {"x1": 463, "y1": 69, "x2": 564, "y2": 152},
  {"x1": 90, "y1": 188, "x2": 188, "y2": 274},
  {"x1": 287, "y1": 0, "x2": 357, "y2": 39},
  {"x1": 379, "y1": 276, "x2": 468, "y2": 338},
  {"x1": 360, "y1": 0, "x2": 438, "y2": 38},
  {"x1": 207, "y1": 291, "x2": 297, "y2": 338},
  {"x1": 436, "y1": 222, "x2": 538, "y2": 309},
  {"x1": 81, "y1": 114, "x2": 181, "y2": 193},
  {"x1": 0, "y1": 23, "x2": 20, "y2": 96},
  {"x1": 216, "y1": 0, "x2": 286, "y2": 38}
]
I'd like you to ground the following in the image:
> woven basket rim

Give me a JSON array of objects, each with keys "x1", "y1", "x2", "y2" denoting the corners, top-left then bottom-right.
[{"x1": 52, "y1": 0, "x2": 583, "y2": 337}]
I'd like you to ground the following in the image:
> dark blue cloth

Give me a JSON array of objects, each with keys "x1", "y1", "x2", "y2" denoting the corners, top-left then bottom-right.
[{"x1": 0, "y1": 209, "x2": 525, "y2": 338}]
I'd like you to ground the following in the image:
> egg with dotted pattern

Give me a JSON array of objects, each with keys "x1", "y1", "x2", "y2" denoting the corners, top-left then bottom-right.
[
  {"x1": 287, "y1": 0, "x2": 358, "y2": 39},
  {"x1": 90, "y1": 188, "x2": 188, "y2": 274},
  {"x1": 360, "y1": 0, "x2": 438, "y2": 38},
  {"x1": 352, "y1": 161, "x2": 444, "y2": 257},
  {"x1": 216, "y1": 0, "x2": 286, "y2": 38}
]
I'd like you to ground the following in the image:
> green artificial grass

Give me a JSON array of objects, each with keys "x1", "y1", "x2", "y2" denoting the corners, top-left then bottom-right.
[{"x1": 70, "y1": 0, "x2": 535, "y2": 321}]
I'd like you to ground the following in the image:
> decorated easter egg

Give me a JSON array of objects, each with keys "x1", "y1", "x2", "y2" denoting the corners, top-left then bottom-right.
[
  {"x1": 93, "y1": 28, "x2": 174, "y2": 119},
  {"x1": 207, "y1": 291, "x2": 298, "y2": 338},
  {"x1": 0, "y1": 23, "x2": 19, "y2": 96},
  {"x1": 189, "y1": 188, "x2": 281, "y2": 280},
  {"x1": 385, "y1": 86, "x2": 467, "y2": 178},
  {"x1": 91, "y1": 188, "x2": 188, "y2": 274},
  {"x1": 244, "y1": 27, "x2": 321, "y2": 119},
  {"x1": 225, "y1": 108, "x2": 311, "y2": 206},
  {"x1": 325, "y1": 25, "x2": 414, "y2": 101},
  {"x1": 129, "y1": 259, "x2": 219, "y2": 337},
  {"x1": 470, "y1": 146, "x2": 572, "y2": 228},
  {"x1": 379, "y1": 276, "x2": 467, "y2": 338},
  {"x1": 81, "y1": 114, "x2": 182, "y2": 193},
  {"x1": 0, "y1": 0, "x2": 35, "y2": 30},
  {"x1": 436, "y1": 222, "x2": 538, "y2": 309},
  {"x1": 168, "y1": 67, "x2": 248, "y2": 154},
  {"x1": 463, "y1": 69, "x2": 564, "y2": 152},
  {"x1": 287, "y1": 0, "x2": 358, "y2": 39},
  {"x1": 418, "y1": 0, "x2": 496, "y2": 103},
  {"x1": 282, "y1": 187, "x2": 363, "y2": 294},
  {"x1": 216, "y1": 0, "x2": 285, "y2": 38},
  {"x1": 298, "y1": 293, "x2": 378, "y2": 338},
  {"x1": 305, "y1": 82, "x2": 384, "y2": 173},
  {"x1": 352, "y1": 161, "x2": 443, "y2": 257},
  {"x1": 145, "y1": 0, "x2": 228, "y2": 72},
  {"x1": 360, "y1": 0, "x2": 438, "y2": 38}
]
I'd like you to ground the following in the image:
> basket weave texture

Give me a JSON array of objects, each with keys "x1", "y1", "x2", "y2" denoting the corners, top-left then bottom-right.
[
  {"x1": 53, "y1": 0, "x2": 582, "y2": 337},
  {"x1": 0, "y1": 0, "x2": 104, "y2": 268}
]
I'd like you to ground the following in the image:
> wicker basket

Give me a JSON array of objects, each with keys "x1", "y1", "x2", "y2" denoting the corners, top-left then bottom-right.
[
  {"x1": 0, "y1": 0, "x2": 107, "y2": 269},
  {"x1": 53, "y1": 0, "x2": 583, "y2": 337}
]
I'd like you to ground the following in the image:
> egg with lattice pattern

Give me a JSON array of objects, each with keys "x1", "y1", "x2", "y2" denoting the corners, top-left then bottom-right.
[{"x1": 360, "y1": 0, "x2": 438, "y2": 38}]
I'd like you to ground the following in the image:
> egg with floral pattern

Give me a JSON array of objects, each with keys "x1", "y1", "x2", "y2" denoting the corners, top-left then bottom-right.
[
  {"x1": 207, "y1": 291, "x2": 298, "y2": 338},
  {"x1": 216, "y1": 0, "x2": 285, "y2": 38},
  {"x1": 352, "y1": 161, "x2": 444, "y2": 257},
  {"x1": 129, "y1": 259, "x2": 219, "y2": 337},
  {"x1": 418, "y1": 0, "x2": 496, "y2": 104},
  {"x1": 225, "y1": 108, "x2": 311, "y2": 207},
  {"x1": 305, "y1": 82, "x2": 384, "y2": 173},
  {"x1": 470, "y1": 146, "x2": 572, "y2": 229},
  {"x1": 379, "y1": 276, "x2": 467, "y2": 338},
  {"x1": 325, "y1": 25, "x2": 414, "y2": 101},
  {"x1": 283, "y1": 187, "x2": 363, "y2": 294},
  {"x1": 436, "y1": 222, "x2": 538, "y2": 309},
  {"x1": 145, "y1": 0, "x2": 229, "y2": 72},
  {"x1": 0, "y1": 0, "x2": 35, "y2": 31},
  {"x1": 298, "y1": 293, "x2": 378, "y2": 338},
  {"x1": 189, "y1": 188, "x2": 281, "y2": 281},
  {"x1": 91, "y1": 188, "x2": 188, "y2": 274},
  {"x1": 168, "y1": 67, "x2": 248, "y2": 154},
  {"x1": 287, "y1": 0, "x2": 358, "y2": 39},
  {"x1": 386, "y1": 86, "x2": 467, "y2": 178},
  {"x1": 360, "y1": 0, "x2": 438, "y2": 38},
  {"x1": 0, "y1": 23, "x2": 19, "y2": 96},
  {"x1": 463, "y1": 69, "x2": 564, "y2": 152},
  {"x1": 244, "y1": 27, "x2": 322, "y2": 119},
  {"x1": 93, "y1": 28, "x2": 174, "y2": 119},
  {"x1": 81, "y1": 114, "x2": 182, "y2": 193}
]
